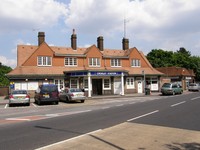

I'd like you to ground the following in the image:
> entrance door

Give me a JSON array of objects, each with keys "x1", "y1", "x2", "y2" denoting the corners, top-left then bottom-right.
[
  {"x1": 137, "y1": 80, "x2": 143, "y2": 93},
  {"x1": 114, "y1": 78, "x2": 121, "y2": 94},
  {"x1": 92, "y1": 79, "x2": 102, "y2": 95}
]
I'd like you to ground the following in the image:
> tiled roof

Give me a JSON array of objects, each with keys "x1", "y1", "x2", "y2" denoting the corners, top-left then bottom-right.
[
  {"x1": 17, "y1": 45, "x2": 38, "y2": 66},
  {"x1": 8, "y1": 43, "x2": 163, "y2": 77},
  {"x1": 102, "y1": 49, "x2": 129, "y2": 57},
  {"x1": 156, "y1": 67, "x2": 195, "y2": 77},
  {"x1": 51, "y1": 46, "x2": 87, "y2": 55},
  {"x1": 8, "y1": 65, "x2": 163, "y2": 77}
]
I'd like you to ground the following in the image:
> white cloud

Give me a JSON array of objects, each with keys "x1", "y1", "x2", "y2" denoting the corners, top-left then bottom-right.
[
  {"x1": 0, "y1": 56, "x2": 16, "y2": 68},
  {"x1": 0, "y1": 0, "x2": 68, "y2": 33},
  {"x1": 65, "y1": 0, "x2": 200, "y2": 54}
]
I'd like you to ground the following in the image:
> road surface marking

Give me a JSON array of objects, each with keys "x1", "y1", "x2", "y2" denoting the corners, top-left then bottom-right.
[
  {"x1": 191, "y1": 97, "x2": 200, "y2": 101},
  {"x1": 6, "y1": 118, "x2": 31, "y2": 121},
  {"x1": 116, "y1": 104, "x2": 124, "y2": 107},
  {"x1": 4, "y1": 104, "x2": 8, "y2": 109},
  {"x1": 129, "y1": 102, "x2": 136, "y2": 104},
  {"x1": 127, "y1": 110, "x2": 159, "y2": 122},
  {"x1": 102, "y1": 107, "x2": 110, "y2": 109},
  {"x1": 35, "y1": 129, "x2": 102, "y2": 150},
  {"x1": 171, "y1": 101, "x2": 186, "y2": 107},
  {"x1": 32, "y1": 103, "x2": 37, "y2": 107},
  {"x1": 45, "y1": 114, "x2": 60, "y2": 117}
]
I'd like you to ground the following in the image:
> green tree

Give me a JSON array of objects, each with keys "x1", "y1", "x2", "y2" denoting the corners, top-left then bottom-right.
[
  {"x1": 189, "y1": 56, "x2": 200, "y2": 81},
  {"x1": 0, "y1": 63, "x2": 12, "y2": 86},
  {"x1": 177, "y1": 47, "x2": 191, "y2": 57},
  {"x1": 146, "y1": 49, "x2": 174, "y2": 67},
  {"x1": 146, "y1": 47, "x2": 200, "y2": 81}
]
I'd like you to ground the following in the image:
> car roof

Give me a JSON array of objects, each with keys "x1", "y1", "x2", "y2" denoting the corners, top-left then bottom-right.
[
  {"x1": 13, "y1": 90, "x2": 27, "y2": 91},
  {"x1": 41, "y1": 84, "x2": 57, "y2": 87}
]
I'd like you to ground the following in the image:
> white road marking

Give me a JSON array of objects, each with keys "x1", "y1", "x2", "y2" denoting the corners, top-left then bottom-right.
[
  {"x1": 35, "y1": 129, "x2": 102, "y2": 150},
  {"x1": 127, "y1": 110, "x2": 159, "y2": 122},
  {"x1": 191, "y1": 97, "x2": 200, "y2": 101},
  {"x1": 45, "y1": 114, "x2": 59, "y2": 117},
  {"x1": 4, "y1": 104, "x2": 8, "y2": 109},
  {"x1": 102, "y1": 107, "x2": 110, "y2": 109},
  {"x1": 6, "y1": 118, "x2": 31, "y2": 121},
  {"x1": 116, "y1": 104, "x2": 124, "y2": 107},
  {"x1": 32, "y1": 103, "x2": 37, "y2": 107},
  {"x1": 129, "y1": 102, "x2": 136, "y2": 104},
  {"x1": 171, "y1": 101, "x2": 186, "y2": 107}
]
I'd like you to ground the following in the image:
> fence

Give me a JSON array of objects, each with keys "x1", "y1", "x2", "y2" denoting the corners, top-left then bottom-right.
[{"x1": 0, "y1": 86, "x2": 9, "y2": 96}]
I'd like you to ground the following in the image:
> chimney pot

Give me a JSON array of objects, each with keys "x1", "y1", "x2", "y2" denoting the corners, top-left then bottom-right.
[
  {"x1": 122, "y1": 38, "x2": 129, "y2": 50},
  {"x1": 71, "y1": 29, "x2": 77, "y2": 50},
  {"x1": 97, "y1": 36, "x2": 104, "y2": 51},
  {"x1": 38, "y1": 32, "x2": 45, "y2": 46}
]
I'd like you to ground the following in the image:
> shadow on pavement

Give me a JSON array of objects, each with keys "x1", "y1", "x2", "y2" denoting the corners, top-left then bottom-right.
[{"x1": 166, "y1": 142, "x2": 200, "y2": 150}]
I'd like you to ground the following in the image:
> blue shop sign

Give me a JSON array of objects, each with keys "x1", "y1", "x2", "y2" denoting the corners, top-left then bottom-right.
[
  {"x1": 91, "y1": 72, "x2": 122, "y2": 76},
  {"x1": 10, "y1": 82, "x2": 15, "y2": 89},
  {"x1": 67, "y1": 72, "x2": 87, "y2": 76}
]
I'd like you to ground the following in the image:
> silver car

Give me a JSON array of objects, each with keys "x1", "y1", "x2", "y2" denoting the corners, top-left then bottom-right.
[
  {"x1": 9, "y1": 90, "x2": 30, "y2": 107},
  {"x1": 59, "y1": 88, "x2": 85, "y2": 103},
  {"x1": 188, "y1": 83, "x2": 200, "y2": 91}
]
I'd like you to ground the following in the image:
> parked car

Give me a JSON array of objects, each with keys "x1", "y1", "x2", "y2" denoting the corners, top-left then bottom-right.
[
  {"x1": 9, "y1": 90, "x2": 30, "y2": 107},
  {"x1": 59, "y1": 88, "x2": 85, "y2": 103},
  {"x1": 161, "y1": 83, "x2": 183, "y2": 95},
  {"x1": 34, "y1": 84, "x2": 59, "y2": 105},
  {"x1": 188, "y1": 83, "x2": 200, "y2": 91}
]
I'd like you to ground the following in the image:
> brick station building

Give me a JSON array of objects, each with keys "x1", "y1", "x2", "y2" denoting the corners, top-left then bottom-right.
[{"x1": 7, "y1": 30, "x2": 163, "y2": 97}]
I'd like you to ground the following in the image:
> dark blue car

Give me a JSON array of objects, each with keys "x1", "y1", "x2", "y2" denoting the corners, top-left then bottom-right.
[{"x1": 34, "y1": 84, "x2": 59, "y2": 105}]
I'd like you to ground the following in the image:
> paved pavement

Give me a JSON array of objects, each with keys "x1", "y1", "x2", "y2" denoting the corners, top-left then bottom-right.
[{"x1": 37, "y1": 122, "x2": 200, "y2": 150}]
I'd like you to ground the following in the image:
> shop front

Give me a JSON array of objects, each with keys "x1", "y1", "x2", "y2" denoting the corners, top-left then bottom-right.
[{"x1": 64, "y1": 70, "x2": 127, "y2": 97}]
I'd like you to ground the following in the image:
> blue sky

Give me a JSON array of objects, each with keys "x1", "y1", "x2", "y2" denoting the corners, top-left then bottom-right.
[{"x1": 1, "y1": 0, "x2": 200, "y2": 68}]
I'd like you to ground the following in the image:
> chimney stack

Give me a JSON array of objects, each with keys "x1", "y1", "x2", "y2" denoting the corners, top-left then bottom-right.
[
  {"x1": 71, "y1": 29, "x2": 77, "y2": 50},
  {"x1": 122, "y1": 38, "x2": 129, "y2": 50},
  {"x1": 38, "y1": 32, "x2": 45, "y2": 46},
  {"x1": 97, "y1": 36, "x2": 104, "y2": 51}
]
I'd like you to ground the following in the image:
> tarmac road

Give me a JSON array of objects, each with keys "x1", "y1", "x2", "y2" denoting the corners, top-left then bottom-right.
[
  {"x1": 36, "y1": 92, "x2": 200, "y2": 150},
  {"x1": 1, "y1": 92, "x2": 200, "y2": 150}
]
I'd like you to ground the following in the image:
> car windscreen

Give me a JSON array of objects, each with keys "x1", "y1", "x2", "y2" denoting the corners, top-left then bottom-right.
[
  {"x1": 41, "y1": 85, "x2": 58, "y2": 92},
  {"x1": 70, "y1": 89, "x2": 82, "y2": 92},
  {"x1": 162, "y1": 83, "x2": 171, "y2": 88},
  {"x1": 189, "y1": 83, "x2": 197, "y2": 86},
  {"x1": 12, "y1": 90, "x2": 27, "y2": 94}
]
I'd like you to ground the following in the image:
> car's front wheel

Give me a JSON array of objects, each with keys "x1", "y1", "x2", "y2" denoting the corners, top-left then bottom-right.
[{"x1": 66, "y1": 97, "x2": 70, "y2": 103}]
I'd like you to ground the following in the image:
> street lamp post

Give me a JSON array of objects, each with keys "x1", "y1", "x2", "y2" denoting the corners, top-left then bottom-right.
[{"x1": 142, "y1": 70, "x2": 145, "y2": 93}]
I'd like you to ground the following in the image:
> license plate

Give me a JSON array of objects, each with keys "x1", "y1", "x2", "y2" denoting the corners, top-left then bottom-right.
[
  {"x1": 17, "y1": 96, "x2": 24, "y2": 99},
  {"x1": 44, "y1": 94, "x2": 49, "y2": 98}
]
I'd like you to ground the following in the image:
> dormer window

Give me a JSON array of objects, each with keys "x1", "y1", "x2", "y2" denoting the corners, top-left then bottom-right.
[
  {"x1": 37, "y1": 56, "x2": 52, "y2": 66},
  {"x1": 111, "y1": 59, "x2": 121, "y2": 67},
  {"x1": 65, "y1": 57, "x2": 77, "y2": 66},
  {"x1": 89, "y1": 58, "x2": 100, "y2": 67},
  {"x1": 131, "y1": 59, "x2": 141, "y2": 67}
]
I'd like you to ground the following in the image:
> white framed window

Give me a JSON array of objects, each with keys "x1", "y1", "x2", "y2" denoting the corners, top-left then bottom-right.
[
  {"x1": 103, "y1": 78, "x2": 111, "y2": 90},
  {"x1": 70, "y1": 79, "x2": 78, "y2": 88},
  {"x1": 89, "y1": 58, "x2": 100, "y2": 67},
  {"x1": 83, "y1": 79, "x2": 88, "y2": 89},
  {"x1": 37, "y1": 56, "x2": 52, "y2": 66},
  {"x1": 54, "y1": 79, "x2": 64, "y2": 91},
  {"x1": 65, "y1": 57, "x2": 77, "y2": 66},
  {"x1": 111, "y1": 59, "x2": 121, "y2": 67},
  {"x1": 126, "y1": 77, "x2": 135, "y2": 89},
  {"x1": 131, "y1": 59, "x2": 141, "y2": 67}
]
